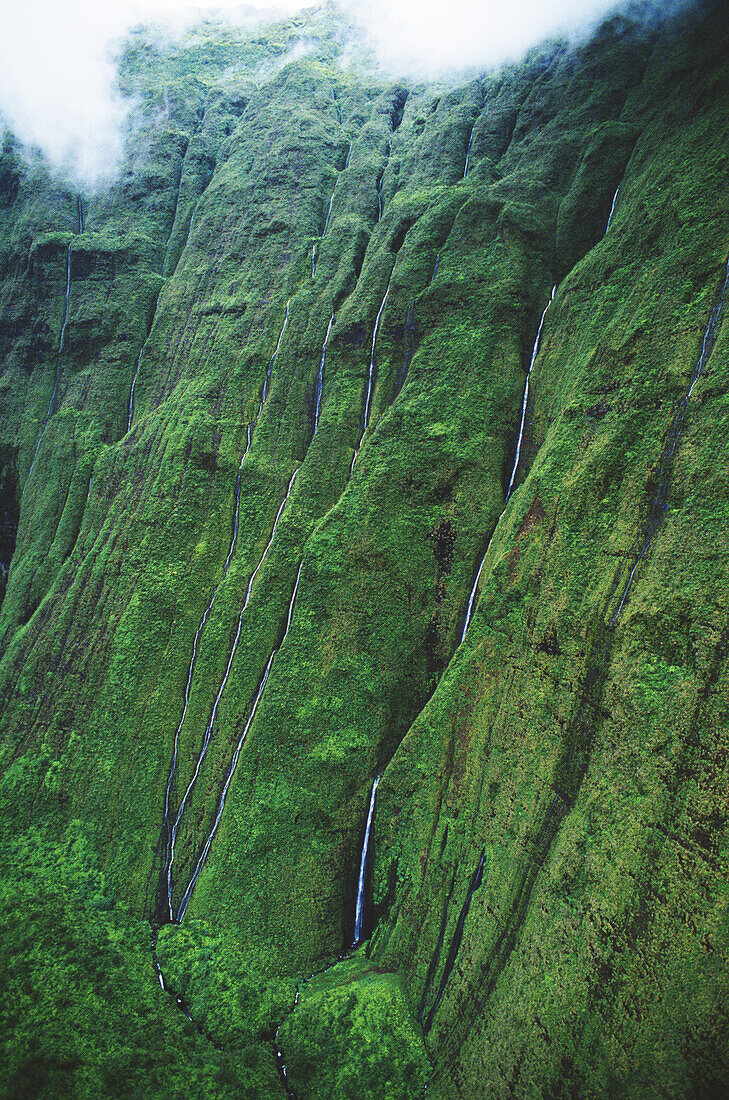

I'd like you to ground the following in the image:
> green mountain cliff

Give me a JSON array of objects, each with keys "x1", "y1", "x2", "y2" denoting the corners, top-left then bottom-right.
[{"x1": 0, "y1": 1, "x2": 728, "y2": 1096}]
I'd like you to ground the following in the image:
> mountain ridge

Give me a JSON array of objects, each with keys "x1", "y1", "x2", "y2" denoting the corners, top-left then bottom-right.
[{"x1": 0, "y1": 1, "x2": 727, "y2": 1096}]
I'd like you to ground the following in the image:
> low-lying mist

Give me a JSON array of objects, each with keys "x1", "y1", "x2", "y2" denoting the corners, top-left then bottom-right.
[{"x1": 0, "y1": 0, "x2": 679, "y2": 193}]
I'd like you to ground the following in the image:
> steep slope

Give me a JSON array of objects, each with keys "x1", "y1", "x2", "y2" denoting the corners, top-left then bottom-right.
[{"x1": 0, "y1": 2, "x2": 728, "y2": 1097}]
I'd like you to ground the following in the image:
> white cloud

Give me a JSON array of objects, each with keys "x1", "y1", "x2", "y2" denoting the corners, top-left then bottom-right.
[
  {"x1": 347, "y1": 0, "x2": 631, "y2": 77},
  {"x1": 0, "y1": 0, "x2": 643, "y2": 190}
]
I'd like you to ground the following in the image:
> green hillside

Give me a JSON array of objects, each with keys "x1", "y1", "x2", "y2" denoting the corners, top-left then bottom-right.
[{"x1": 0, "y1": 1, "x2": 728, "y2": 1096}]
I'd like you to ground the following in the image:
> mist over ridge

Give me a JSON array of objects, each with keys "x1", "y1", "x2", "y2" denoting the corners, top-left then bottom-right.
[
  {"x1": 0, "y1": 0, "x2": 669, "y2": 190},
  {"x1": 0, "y1": 0, "x2": 727, "y2": 1094}
]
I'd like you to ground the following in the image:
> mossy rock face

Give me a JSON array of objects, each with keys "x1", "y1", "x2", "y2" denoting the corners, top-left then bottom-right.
[
  {"x1": 0, "y1": 1, "x2": 728, "y2": 1097},
  {"x1": 278, "y1": 959, "x2": 429, "y2": 1100}
]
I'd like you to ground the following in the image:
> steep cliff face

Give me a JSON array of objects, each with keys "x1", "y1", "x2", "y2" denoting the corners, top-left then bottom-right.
[{"x1": 0, "y1": 2, "x2": 728, "y2": 1097}]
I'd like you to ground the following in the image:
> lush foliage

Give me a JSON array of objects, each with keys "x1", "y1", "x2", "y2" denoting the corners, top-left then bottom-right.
[{"x1": 0, "y1": 1, "x2": 728, "y2": 1096}]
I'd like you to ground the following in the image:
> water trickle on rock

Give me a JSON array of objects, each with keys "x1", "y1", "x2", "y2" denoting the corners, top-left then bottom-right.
[
  {"x1": 262, "y1": 300, "x2": 290, "y2": 405},
  {"x1": 352, "y1": 775, "x2": 381, "y2": 947},
  {"x1": 350, "y1": 285, "x2": 389, "y2": 474},
  {"x1": 313, "y1": 314, "x2": 335, "y2": 435},
  {"x1": 605, "y1": 183, "x2": 620, "y2": 233},
  {"x1": 176, "y1": 558, "x2": 304, "y2": 920},
  {"x1": 463, "y1": 124, "x2": 475, "y2": 177},
  {"x1": 164, "y1": 469, "x2": 299, "y2": 918},
  {"x1": 323, "y1": 191, "x2": 335, "y2": 236},
  {"x1": 158, "y1": 302, "x2": 294, "y2": 920},
  {"x1": 461, "y1": 286, "x2": 556, "y2": 641},
  {"x1": 127, "y1": 348, "x2": 144, "y2": 432},
  {"x1": 609, "y1": 256, "x2": 729, "y2": 621}
]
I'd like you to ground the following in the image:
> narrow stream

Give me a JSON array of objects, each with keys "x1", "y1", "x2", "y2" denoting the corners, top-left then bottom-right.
[
  {"x1": 176, "y1": 558, "x2": 304, "y2": 920},
  {"x1": 421, "y1": 255, "x2": 729, "y2": 1041},
  {"x1": 158, "y1": 302, "x2": 293, "y2": 918},
  {"x1": 463, "y1": 125, "x2": 475, "y2": 178},
  {"x1": 313, "y1": 314, "x2": 335, "y2": 435},
  {"x1": 605, "y1": 184, "x2": 620, "y2": 233},
  {"x1": 350, "y1": 285, "x2": 390, "y2": 474},
  {"x1": 165, "y1": 469, "x2": 299, "y2": 916},
  {"x1": 460, "y1": 286, "x2": 555, "y2": 641},
  {"x1": 352, "y1": 775, "x2": 381, "y2": 947}
]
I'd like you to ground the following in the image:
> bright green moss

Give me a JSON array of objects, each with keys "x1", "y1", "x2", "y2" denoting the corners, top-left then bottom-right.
[{"x1": 0, "y1": 1, "x2": 728, "y2": 1096}]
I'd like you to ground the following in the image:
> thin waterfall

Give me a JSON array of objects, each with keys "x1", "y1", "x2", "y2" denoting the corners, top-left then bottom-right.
[
  {"x1": 164, "y1": 470, "x2": 299, "y2": 916},
  {"x1": 323, "y1": 190, "x2": 335, "y2": 236},
  {"x1": 430, "y1": 251, "x2": 441, "y2": 285},
  {"x1": 241, "y1": 470, "x2": 298, "y2": 606},
  {"x1": 463, "y1": 125, "x2": 475, "y2": 178},
  {"x1": 160, "y1": 425, "x2": 254, "y2": 917},
  {"x1": 352, "y1": 775, "x2": 381, "y2": 946},
  {"x1": 311, "y1": 243, "x2": 316, "y2": 279},
  {"x1": 504, "y1": 286, "x2": 556, "y2": 501},
  {"x1": 610, "y1": 256, "x2": 729, "y2": 622},
  {"x1": 605, "y1": 184, "x2": 620, "y2": 233},
  {"x1": 262, "y1": 300, "x2": 291, "y2": 404},
  {"x1": 460, "y1": 286, "x2": 556, "y2": 642},
  {"x1": 29, "y1": 242, "x2": 73, "y2": 476},
  {"x1": 313, "y1": 314, "x2": 335, "y2": 435},
  {"x1": 176, "y1": 560, "x2": 304, "y2": 920},
  {"x1": 350, "y1": 286, "x2": 390, "y2": 474},
  {"x1": 77, "y1": 196, "x2": 84, "y2": 234},
  {"x1": 425, "y1": 260, "x2": 729, "y2": 1036},
  {"x1": 159, "y1": 301, "x2": 292, "y2": 917},
  {"x1": 127, "y1": 348, "x2": 144, "y2": 431},
  {"x1": 344, "y1": 144, "x2": 352, "y2": 169}
]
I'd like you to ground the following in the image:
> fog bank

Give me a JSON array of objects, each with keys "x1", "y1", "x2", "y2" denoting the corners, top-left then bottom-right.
[{"x1": 0, "y1": 0, "x2": 648, "y2": 190}]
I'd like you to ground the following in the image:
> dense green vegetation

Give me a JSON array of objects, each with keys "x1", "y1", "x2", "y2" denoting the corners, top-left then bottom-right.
[{"x1": 0, "y1": 0, "x2": 728, "y2": 1096}]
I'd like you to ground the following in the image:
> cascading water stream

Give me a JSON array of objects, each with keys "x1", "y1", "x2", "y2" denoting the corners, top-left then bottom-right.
[
  {"x1": 28, "y1": 241, "x2": 73, "y2": 476},
  {"x1": 352, "y1": 775, "x2": 381, "y2": 947},
  {"x1": 430, "y1": 251, "x2": 441, "y2": 285},
  {"x1": 605, "y1": 184, "x2": 620, "y2": 233},
  {"x1": 323, "y1": 191, "x2": 335, "y2": 237},
  {"x1": 77, "y1": 196, "x2": 84, "y2": 234},
  {"x1": 275, "y1": 989, "x2": 300, "y2": 1099},
  {"x1": 159, "y1": 303, "x2": 292, "y2": 917},
  {"x1": 609, "y1": 255, "x2": 729, "y2": 621},
  {"x1": 350, "y1": 286, "x2": 390, "y2": 474},
  {"x1": 272, "y1": 771, "x2": 384, "y2": 1087},
  {"x1": 460, "y1": 286, "x2": 556, "y2": 642},
  {"x1": 504, "y1": 286, "x2": 556, "y2": 502},
  {"x1": 262, "y1": 300, "x2": 291, "y2": 404},
  {"x1": 176, "y1": 559, "x2": 304, "y2": 920},
  {"x1": 313, "y1": 313, "x2": 335, "y2": 434},
  {"x1": 127, "y1": 348, "x2": 144, "y2": 431},
  {"x1": 463, "y1": 125, "x2": 475, "y2": 178},
  {"x1": 313, "y1": 147, "x2": 352, "y2": 275},
  {"x1": 165, "y1": 469, "x2": 299, "y2": 916},
  {"x1": 423, "y1": 260, "x2": 729, "y2": 1045}
]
